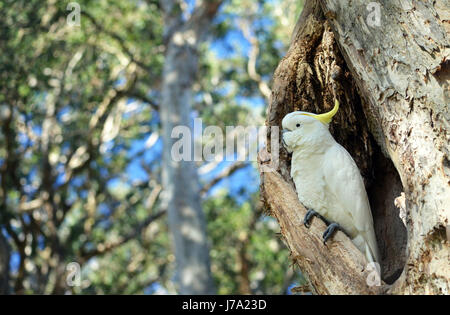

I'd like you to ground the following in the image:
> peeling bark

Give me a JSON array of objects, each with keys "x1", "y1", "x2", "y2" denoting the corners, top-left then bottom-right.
[
  {"x1": 260, "y1": 0, "x2": 449, "y2": 294},
  {"x1": 259, "y1": 152, "x2": 382, "y2": 294}
]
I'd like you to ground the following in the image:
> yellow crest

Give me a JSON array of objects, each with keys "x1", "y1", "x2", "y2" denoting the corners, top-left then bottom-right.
[{"x1": 303, "y1": 100, "x2": 339, "y2": 124}]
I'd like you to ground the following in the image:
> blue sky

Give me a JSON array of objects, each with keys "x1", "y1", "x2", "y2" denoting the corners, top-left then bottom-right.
[
  {"x1": 3, "y1": 0, "x2": 279, "y2": 285},
  {"x1": 110, "y1": 7, "x2": 267, "y2": 200}
]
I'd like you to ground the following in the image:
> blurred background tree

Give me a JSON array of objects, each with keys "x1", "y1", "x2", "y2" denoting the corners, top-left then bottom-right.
[{"x1": 0, "y1": 0, "x2": 305, "y2": 294}]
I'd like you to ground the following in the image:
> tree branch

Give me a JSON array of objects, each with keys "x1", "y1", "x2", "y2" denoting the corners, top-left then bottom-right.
[
  {"x1": 200, "y1": 161, "x2": 248, "y2": 196},
  {"x1": 238, "y1": 18, "x2": 272, "y2": 104},
  {"x1": 258, "y1": 149, "x2": 384, "y2": 294},
  {"x1": 127, "y1": 89, "x2": 160, "y2": 111},
  {"x1": 258, "y1": 0, "x2": 390, "y2": 294},
  {"x1": 81, "y1": 11, "x2": 150, "y2": 71},
  {"x1": 185, "y1": 0, "x2": 224, "y2": 42},
  {"x1": 79, "y1": 209, "x2": 166, "y2": 262}
]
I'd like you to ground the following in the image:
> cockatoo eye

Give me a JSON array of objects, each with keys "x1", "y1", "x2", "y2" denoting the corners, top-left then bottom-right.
[{"x1": 296, "y1": 123, "x2": 301, "y2": 128}]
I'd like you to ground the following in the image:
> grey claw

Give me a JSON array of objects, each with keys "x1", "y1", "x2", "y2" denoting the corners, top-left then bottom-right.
[
  {"x1": 322, "y1": 222, "x2": 341, "y2": 244},
  {"x1": 303, "y1": 209, "x2": 318, "y2": 228}
]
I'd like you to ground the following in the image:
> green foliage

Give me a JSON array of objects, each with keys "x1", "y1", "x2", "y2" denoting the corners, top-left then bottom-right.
[
  {"x1": 0, "y1": 0, "x2": 303, "y2": 294},
  {"x1": 206, "y1": 192, "x2": 300, "y2": 294}
]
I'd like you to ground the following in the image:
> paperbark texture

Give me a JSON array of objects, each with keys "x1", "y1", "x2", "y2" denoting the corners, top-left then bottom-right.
[
  {"x1": 259, "y1": 0, "x2": 449, "y2": 294},
  {"x1": 159, "y1": 0, "x2": 223, "y2": 294}
]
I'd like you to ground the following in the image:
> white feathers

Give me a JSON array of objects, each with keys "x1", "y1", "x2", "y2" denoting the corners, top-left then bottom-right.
[{"x1": 282, "y1": 110, "x2": 380, "y2": 264}]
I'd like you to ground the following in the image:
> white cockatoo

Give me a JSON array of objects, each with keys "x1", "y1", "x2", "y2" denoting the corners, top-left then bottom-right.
[{"x1": 282, "y1": 100, "x2": 380, "y2": 264}]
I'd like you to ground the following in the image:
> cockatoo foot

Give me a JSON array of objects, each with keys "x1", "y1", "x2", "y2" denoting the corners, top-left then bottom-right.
[
  {"x1": 303, "y1": 209, "x2": 326, "y2": 228},
  {"x1": 322, "y1": 222, "x2": 344, "y2": 244}
]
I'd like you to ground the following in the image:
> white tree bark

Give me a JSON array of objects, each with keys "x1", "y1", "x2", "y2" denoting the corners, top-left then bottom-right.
[
  {"x1": 320, "y1": 0, "x2": 449, "y2": 294},
  {"x1": 159, "y1": 0, "x2": 222, "y2": 294},
  {"x1": 260, "y1": 0, "x2": 449, "y2": 294}
]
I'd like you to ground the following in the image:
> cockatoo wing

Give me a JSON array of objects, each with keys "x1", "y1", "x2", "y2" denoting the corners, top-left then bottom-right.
[{"x1": 322, "y1": 143, "x2": 380, "y2": 263}]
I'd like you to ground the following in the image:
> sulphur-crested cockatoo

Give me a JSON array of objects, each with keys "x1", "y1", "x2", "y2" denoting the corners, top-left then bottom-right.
[{"x1": 282, "y1": 100, "x2": 380, "y2": 264}]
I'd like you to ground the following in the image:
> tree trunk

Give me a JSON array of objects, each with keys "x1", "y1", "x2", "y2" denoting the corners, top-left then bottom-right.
[
  {"x1": 159, "y1": 1, "x2": 222, "y2": 295},
  {"x1": 259, "y1": 0, "x2": 449, "y2": 294}
]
